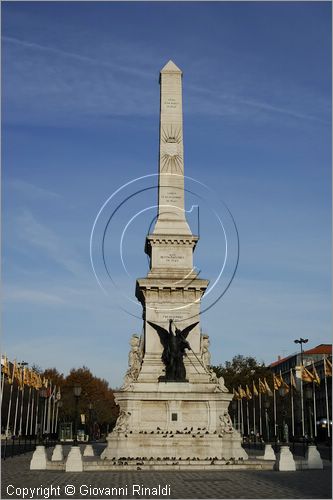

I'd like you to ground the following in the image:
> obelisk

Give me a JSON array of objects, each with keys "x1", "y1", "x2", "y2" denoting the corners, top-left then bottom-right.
[{"x1": 153, "y1": 60, "x2": 191, "y2": 236}]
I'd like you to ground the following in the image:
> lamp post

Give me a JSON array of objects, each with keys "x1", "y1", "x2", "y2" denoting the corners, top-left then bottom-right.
[
  {"x1": 73, "y1": 384, "x2": 82, "y2": 446},
  {"x1": 39, "y1": 387, "x2": 48, "y2": 444},
  {"x1": 56, "y1": 400, "x2": 62, "y2": 439},
  {"x1": 264, "y1": 399, "x2": 270, "y2": 442},
  {"x1": 305, "y1": 384, "x2": 314, "y2": 443},
  {"x1": 294, "y1": 337, "x2": 308, "y2": 439},
  {"x1": 278, "y1": 385, "x2": 288, "y2": 443},
  {"x1": 88, "y1": 403, "x2": 93, "y2": 442},
  {"x1": 294, "y1": 338, "x2": 308, "y2": 366},
  {"x1": 231, "y1": 400, "x2": 237, "y2": 430}
]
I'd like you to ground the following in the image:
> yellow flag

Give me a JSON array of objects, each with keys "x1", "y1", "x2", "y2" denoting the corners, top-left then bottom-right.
[
  {"x1": 273, "y1": 373, "x2": 282, "y2": 391},
  {"x1": 238, "y1": 385, "x2": 246, "y2": 398},
  {"x1": 12, "y1": 360, "x2": 21, "y2": 385},
  {"x1": 258, "y1": 378, "x2": 266, "y2": 394},
  {"x1": 1, "y1": 356, "x2": 10, "y2": 377},
  {"x1": 324, "y1": 358, "x2": 332, "y2": 378},
  {"x1": 301, "y1": 366, "x2": 315, "y2": 383},
  {"x1": 264, "y1": 378, "x2": 273, "y2": 396},
  {"x1": 246, "y1": 384, "x2": 252, "y2": 400},
  {"x1": 252, "y1": 381, "x2": 259, "y2": 397},
  {"x1": 312, "y1": 363, "x2": 320, "y2": 385},
  {"x1": 233, "y1": 388, "x2": 240, "y2": 400},
  {"x1": 290, "y1": 369, "x2": 297, "y2": 390},
  {"x1": 279, "y1": 373, "x2": 290, "y2": 394}
]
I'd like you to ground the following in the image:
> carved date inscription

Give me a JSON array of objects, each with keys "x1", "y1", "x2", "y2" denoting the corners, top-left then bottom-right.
[
  {"x1": 163, "y1": 97, "x2": 179, "y2": 110},
  {"x1": 160, "y1": 253, "x2": 185, "y2": 264}
]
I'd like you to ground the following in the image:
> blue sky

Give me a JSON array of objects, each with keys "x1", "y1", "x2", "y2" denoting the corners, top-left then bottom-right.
[{"x1": 2, "y1": 1, "x2": 331, "y2": 387}]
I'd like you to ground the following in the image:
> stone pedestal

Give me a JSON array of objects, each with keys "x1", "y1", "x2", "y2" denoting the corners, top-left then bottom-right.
[
  {"x1": 30, "y1": 445, "x2": 47, "y2": 470},
  {"x1": 262, "y1": 444, "x2": 275, "y2": 460},
  {"x1": 51, "y1": 444, "x2": 64, "y2": 461},
  {"x1": 83, "y1": 444, "x2": 95, "y2": 457},
  {"x1": 65, "y1": 446, "x2": 83, "y2": 472},
  {"x1": 101, "y1": 381, "x2": 247, "y2": 461},
  {"x1": 305, "y1": 445, "x2": 323, "y2": 469},
  {"x1": 275, "y1": 445, "x2": 296, "y2": 471}
]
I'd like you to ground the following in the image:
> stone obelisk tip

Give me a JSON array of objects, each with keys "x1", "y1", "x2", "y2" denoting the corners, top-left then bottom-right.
[{"x1": 160, "y1": 60, "x2": 182, "y2": 74}]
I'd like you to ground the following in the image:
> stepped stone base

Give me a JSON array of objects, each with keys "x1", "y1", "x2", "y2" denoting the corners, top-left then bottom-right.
[
  {"x1": 306, "y1": 445, "x2": 323, "y2": 469},
  {"x1": 65, "y1": 446, "x2": 83, "y2": 472},
  {"x1": 30, "y1": 445, "x2": 47, "y2": 470},
  {"x1": 101, "y1": 432, "x2": 247, "y2": 461},
  {"x1": 262, "y1": 444, "x2": 276, "y2": 460},
  {"x1": 274, "y1": 445, "x2": 296, "y2": 471},
  {"x1": 51, "y1": 444, "x2": 64, "y2": 461}
]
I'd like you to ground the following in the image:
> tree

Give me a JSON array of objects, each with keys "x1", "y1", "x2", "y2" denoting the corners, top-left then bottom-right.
[
  {"x1": 41, "y1": 366, "x2": 119, "y2": 434},
  {"x1": 211, "y1": 355, "x2": 271, "y2": 392}
]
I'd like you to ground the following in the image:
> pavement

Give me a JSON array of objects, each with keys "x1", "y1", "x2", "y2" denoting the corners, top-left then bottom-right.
[{"x1": 1, "y1": 447, "x2": 332, "y2": 500}]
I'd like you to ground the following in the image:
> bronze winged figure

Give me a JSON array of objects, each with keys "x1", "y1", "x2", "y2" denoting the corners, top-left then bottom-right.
[{"x1": 147, "y1": 319, "x2": 198, "y2": 381}]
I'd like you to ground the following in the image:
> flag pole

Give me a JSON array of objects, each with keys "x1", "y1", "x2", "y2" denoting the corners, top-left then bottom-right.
[
  {"x1": 0, "y1": 372, "x2": 5, "y2": 404},
  {"x1": 25, "y1": 387, "x2": 32, "y2": 436},
  {"x1": 273, "y1": 388, "x2": 277, "y2": 439},
  {"x1": 313, "y1": 381, "x2": 317, "y2": 438},
  {"x1": 34, "y1": 390, "x2": 39, "y2": 435},
  {"x1": 240, "y1": 399, "x2": 244, "y2": 435},
  {"x1": 252, "y1": 388, "x2": 256, "y2": 436},
  {"x1": 47, "y1": 383, "x2": 52, "y2": 434},
  {"x1": 19, "y1": 386, "x2": 25, "y2": 436},
  {"x1": 51, "y1": 387, "x2": 56, "y2": 434},
  {"x1": 290, "y1": 370, "x2": 295, "y2": 437},
  {"x1": 6, "y1": 383, "x2": 14, "y2": 437},
  {"x1": 55, "y1": 401, "x2": 59, "y2": 434},
  {"x1": 13, "y1": 384, "x2": 20, "y2": 436},
  {"x1": 43, "y1": 397, "x2": 48, "y2": 434},
  {"x1": 246, "y1": 400, "x2": 250, "y2": 436},
  {"x1": 299, "y1": 365, "x2": 305, "y2": 437},
  {"x1": 324, "y1": 358, "x2": 330, "y2": 438},
  {"x1": 29, "y1": 389, "x2": 35, "y2": 435},
  {"x1": 259, "y1": 392, "x2": 262, "y2": 436}
]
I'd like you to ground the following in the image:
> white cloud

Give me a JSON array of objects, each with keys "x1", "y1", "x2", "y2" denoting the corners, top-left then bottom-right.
[
  {"x1": 7, "y1": 178, "x2": 61, "y2": 200},
  {"x1": 4, "y1": 287, "x2": 65, "y2": 305},
  {"x1": 15, "y1": 210, "x2": 85, "y2": 277}
]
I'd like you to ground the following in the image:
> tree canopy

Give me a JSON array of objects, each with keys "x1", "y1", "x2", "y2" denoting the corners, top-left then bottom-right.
[
  {"x1": 42, "y1": 366, "x2": 118, "y2": 431},
  {"x1": 211, "y1": 355, "x2": 271, "y2": 392}
]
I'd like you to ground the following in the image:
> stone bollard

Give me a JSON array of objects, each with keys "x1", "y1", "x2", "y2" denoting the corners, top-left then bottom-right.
[
  {"x1": 30, "y1": 445, "x2": 47, "y2": 470},
  {"x1": 305, "y1": 445, "x2": 323, "y2": 469},
  {"x1": 274, "y1": 445, "x2": 296, "y2": 471},
  {"x1": 83, "y1": 444, "x2": 95, "y2": 457},
  {"x1": 262, "y1": 444, "x2": 276, "y2": 460},
  {"x1": 65, "y1": 446, "x2": 83, "y2": 472},
  {"x1": 51, "y1": 444, "x2": 64, "y2": 461}
]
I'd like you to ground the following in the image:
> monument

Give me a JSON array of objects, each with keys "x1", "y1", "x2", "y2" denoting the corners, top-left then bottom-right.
[{"x1": 101, "y1": 61, "x2": 247, "y2": 462}]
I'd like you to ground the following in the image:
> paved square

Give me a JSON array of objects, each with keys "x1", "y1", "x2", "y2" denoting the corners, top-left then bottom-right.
[{"x1": 1, "y1": 450, "x2": 331, "y2": 499}]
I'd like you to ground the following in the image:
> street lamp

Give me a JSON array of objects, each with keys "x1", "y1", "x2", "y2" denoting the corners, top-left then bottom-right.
[
  {"x1": 39, "y1": 387, "x2": 48, "y2": 443},
  {"x1": 294, "y1": 338, "x2": 308, "y2": 366},
  {"x1": 88, "y1": 402, "x2": 93, "y2": 442},
  {"x1": 264, "y1": 399, "x2": 270, "y2": 442},
  {"x1": 294, "y1": 338, "x2": 308, "y2": 440},
  {"x1": 305, "y1": 384, "x2": 314, "y2": 443},
  {"x1": 73, "y1": 384, "x2": 82, "y2": 446},
  {"x1": 231, "y1": 400, "x2": 237, "y2": 430},
  {"x1": 278, "y1": 385, "x2": 289, "y2": 443}
]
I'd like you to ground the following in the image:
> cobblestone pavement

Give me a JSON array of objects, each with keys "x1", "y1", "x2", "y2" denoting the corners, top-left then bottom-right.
[{"x1": 1, "y1": 451, "x2": 332, "y2": 499}]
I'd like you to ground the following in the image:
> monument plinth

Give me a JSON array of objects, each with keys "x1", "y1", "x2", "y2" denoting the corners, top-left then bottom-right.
[{"x1": 101, "y1": 61, "x2": 247, "y2": 462}]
